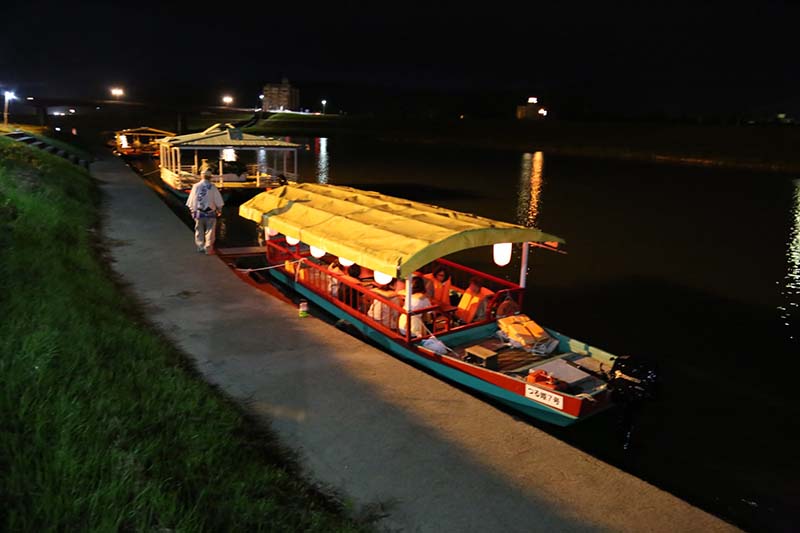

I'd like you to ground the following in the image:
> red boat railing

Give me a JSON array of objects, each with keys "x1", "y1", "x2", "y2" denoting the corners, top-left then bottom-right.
[{"x1": 265, "y1": 237, "x2": 525, "y2": 344}]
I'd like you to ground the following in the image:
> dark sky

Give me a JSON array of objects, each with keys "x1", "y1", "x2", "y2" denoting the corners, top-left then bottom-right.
[{"x1": 2, "y1": 1, "x2": 798, "y2": 117}]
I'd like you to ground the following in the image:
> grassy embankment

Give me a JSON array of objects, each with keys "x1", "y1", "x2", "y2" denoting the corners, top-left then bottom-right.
[
  {"x1": 0, "y1": 136, "x2": 365, "y2": 531},
  {"x1": 248, "y1": 113, "x2": 800, "y2": 173}
]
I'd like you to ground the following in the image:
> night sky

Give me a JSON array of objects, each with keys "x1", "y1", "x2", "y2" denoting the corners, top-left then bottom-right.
[{"x1": 2, "y1": 1, "x2": 798, "y2": 118}]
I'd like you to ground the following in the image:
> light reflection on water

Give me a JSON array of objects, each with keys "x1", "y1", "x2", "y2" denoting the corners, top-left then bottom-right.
[
  {"x1": 316, "y1": 137, "x2": 329, "y2": 183},
  {"x1": 513, "y1": 152, "x2": 544, "y2": 280},
  {"x1": 516, "y1": 151, "x2": 544, "y2": 227},
  {"x1": 780, "y1": 179, "x2": 800, "y2": 341}
]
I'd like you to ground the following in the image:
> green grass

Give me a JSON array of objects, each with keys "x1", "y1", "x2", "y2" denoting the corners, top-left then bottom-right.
[{"x1": 0, "y1": 137, "x2": 366, "y2": 532}]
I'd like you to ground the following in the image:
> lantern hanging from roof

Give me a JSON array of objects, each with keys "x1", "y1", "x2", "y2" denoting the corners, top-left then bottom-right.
[{"x1": 493, "y1": 242, "x2": 512, "y2": 266}]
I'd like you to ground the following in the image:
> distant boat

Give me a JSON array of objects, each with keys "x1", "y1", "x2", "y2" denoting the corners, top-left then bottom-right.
[
  {"x1": 156, "y1": 123, "x2": 301, "y2": 199},
  {"x1": 228, "y1": 183, "x2": 656, "y2": 426},
  {"x1": 113, "y1": 126, "x2": 175, "y2": 157}
]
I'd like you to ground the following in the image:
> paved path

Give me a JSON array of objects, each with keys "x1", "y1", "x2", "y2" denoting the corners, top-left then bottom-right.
[{"x1": 95, "y1": 155, "x2": 740, "y2": 532}]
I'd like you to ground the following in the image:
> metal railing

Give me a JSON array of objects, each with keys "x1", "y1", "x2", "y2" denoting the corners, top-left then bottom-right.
[{"x1": 265, "y1": 238, "x2": 525, "y2": 344}]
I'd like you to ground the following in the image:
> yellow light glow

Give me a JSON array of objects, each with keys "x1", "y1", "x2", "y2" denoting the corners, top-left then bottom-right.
[
  {"x1": 528, "y1": 97, "x2": 538, "y2": 104},
  {"x1": 110, "y1": 87, "x2": 124, "y2": 97},
  {"x1": 222, "y1": 148, "x2": 236, "y2": 161},
  {"x1": 222, "y1": 95, "x2": 233, "y2": 104},
  {"x1": 119, "y1": 134, "x2": 129, "y2": 149}
]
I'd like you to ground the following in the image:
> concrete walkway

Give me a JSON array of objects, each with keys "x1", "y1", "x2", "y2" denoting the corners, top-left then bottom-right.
[{"x1": 95, "y1": 155, "x2": 739, "y2": 533}]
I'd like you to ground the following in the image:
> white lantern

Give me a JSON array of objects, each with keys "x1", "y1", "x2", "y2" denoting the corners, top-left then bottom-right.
[
  {"x1": 493, "y1": 242, "x2": 512, "y2": 266},
  {"x1": 310, "y1": 246, "x2": 326, "y2": 258},
  {"x1": 267, "y1": 227, "x2": 279, "y2": 237},
  {"x1": 374, "y1": 270, "x2": 393, "y2": 286},
  {"x1": 338, "y1": 257, "x2": 354, "y2": 267},
  {"x1": 285, "y1": 236, "x2": 300, "y2": 246}
]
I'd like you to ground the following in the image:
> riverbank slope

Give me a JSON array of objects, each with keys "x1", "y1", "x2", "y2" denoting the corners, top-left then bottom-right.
[{"x1": 0, "y1": 135, "x2": 364, "y2": 531}]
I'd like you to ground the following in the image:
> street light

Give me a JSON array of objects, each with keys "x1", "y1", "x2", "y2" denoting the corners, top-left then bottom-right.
[
  {"x1": 321, "y1": 99, "x2": 327, "y2": 114},
  {"x1": 110, "y1": 87, "x2": 124, "y2": 98},
  {"x1": 3, "y1": 91, "x2": 16, "y2": 127},
  {"x1": 222, "y1": 95, "x2": 233, "y2": 105}
]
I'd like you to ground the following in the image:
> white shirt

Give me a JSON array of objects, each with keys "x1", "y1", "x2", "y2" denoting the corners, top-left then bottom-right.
[{"x1": 186, "y1": 179, "x2": 224, "y2": 214}]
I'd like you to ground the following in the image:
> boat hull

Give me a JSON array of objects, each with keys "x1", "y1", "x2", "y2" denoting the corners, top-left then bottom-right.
[{"x1": 269, "y1": 268, "x2": 604, "y2": 427}]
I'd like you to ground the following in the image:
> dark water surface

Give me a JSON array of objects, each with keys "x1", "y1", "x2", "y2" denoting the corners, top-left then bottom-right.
[{"x1": 129, "y1": 136, "x2": 799, "y2": 532}]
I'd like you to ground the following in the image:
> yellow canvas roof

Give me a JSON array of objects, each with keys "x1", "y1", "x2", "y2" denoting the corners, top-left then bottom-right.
[{"x1": 240, "y1": 183, "x2": 563, "y2": 278}]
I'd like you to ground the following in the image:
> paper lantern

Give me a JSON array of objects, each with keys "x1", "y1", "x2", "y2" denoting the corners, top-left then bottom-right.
[
  {"x1": 338, "y1": 257, "x2": 354, "y2": 267},
  {"x1": 493, "y1": 242, "x2": 512, "y2": 266},
  {"x1": 285, "y1": 236, "x2": 300, "y2": 246},
  {"x1": 310, "y1": 246, "x2": 326, "y2": 258},
  {"x1": 374, "y1": 270, "x2": 393, "y2": 286}
]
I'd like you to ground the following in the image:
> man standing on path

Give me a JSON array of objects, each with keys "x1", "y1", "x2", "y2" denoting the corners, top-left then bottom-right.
[{"x1": 186, "y1": 169, "x2": 224, "y2": 255}]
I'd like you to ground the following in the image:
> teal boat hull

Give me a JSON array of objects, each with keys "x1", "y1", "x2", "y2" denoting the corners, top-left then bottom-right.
[{"x1": 269, "y1": 269, "x2": 609, "y2": 427}]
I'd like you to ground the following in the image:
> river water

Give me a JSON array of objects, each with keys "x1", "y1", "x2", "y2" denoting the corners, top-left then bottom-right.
[{"x1": 130, "y1": 135, "x2": 799, "y2": 532}]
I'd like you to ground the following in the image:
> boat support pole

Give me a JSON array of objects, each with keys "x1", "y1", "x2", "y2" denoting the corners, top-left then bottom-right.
[
  {"x1": 519, "y1": 242, "x2": 530, "y2": 288},
  {"x1": 405, "y1": 275, "x2": 412, "y2": 311}
]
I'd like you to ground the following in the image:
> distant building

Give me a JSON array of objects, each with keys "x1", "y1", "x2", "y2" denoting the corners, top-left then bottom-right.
[
  {"x1": 262, "y1": 78, "x2": 300, "y2": 112},
  {"x1": 517, "y1": 96, "x2": 548, "y2": 120}
]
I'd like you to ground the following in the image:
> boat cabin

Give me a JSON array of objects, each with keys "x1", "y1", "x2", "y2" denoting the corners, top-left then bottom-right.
[{"x1": 157, "y1": 123, "x2": 300, "y2": 195}]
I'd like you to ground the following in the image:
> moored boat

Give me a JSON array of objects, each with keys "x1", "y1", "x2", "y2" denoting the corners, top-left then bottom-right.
[
  {"x1": 157, "y1": 123, "x2": 300, "y2": 199},
  {"x1": 233, "y1": 183, "x2": 656, "y2": 426},
  {"x1": 114, "y1": 126, "x2": 175, "y2": 157}
]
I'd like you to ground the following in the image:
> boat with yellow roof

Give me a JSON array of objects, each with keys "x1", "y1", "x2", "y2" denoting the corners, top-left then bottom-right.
[{"x1": 230, "y1": 183, "x2": 656, "y2": 426}]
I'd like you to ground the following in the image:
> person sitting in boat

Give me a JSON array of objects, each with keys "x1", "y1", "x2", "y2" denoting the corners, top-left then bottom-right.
[
  {"x1": 327, "y1": 259, "x2": 344, "y2": 297},
  {"x1": 367, "y1": 277, "x2": 399, "y2": 330},
  {"x1": 398, "y1": 277, "x2": 433, "y2": 338},
  {"x1": 454, "y1": 277, "x2": 494, "y2": 324},
  {"x1": 338, "y1": 264, "x2": 366, "y2": 312},
  {"x1": 423, "y1": 266, "x2": 452, "y2": 306},
  {"x1": 496, "y1": 294, "x2": 520, "y2": 318},
  {"x1": 186, "y1": 168, "x2": 224, "y2": 255}
]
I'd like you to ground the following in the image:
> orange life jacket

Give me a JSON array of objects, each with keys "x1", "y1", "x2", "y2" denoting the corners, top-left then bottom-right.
[
  {"x1": 423, "y1": 273, "x2": 452, "y2": 304},
  {"x1": 455, "y1": 287, "x2": 494, "y2": 323}
]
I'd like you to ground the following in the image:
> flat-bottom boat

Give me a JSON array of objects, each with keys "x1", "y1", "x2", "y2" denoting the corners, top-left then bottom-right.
[{"x1": 233, "y1": 183, "x2": 656, "y2": 426}]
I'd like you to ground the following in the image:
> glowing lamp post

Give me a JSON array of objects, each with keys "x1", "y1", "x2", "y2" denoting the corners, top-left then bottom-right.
[
  {"x1": 110, "y1": 87, "x2": 124, "y2": 99},
  {"x1": 3, "y1": 91, "x2": 16, "y2": 127},
  {"x1": 222, "y1": 95, "x2": 233, "y2": 106},
  {"x1": 321, "y1": 99, "x2": 327, "y2": 114}
]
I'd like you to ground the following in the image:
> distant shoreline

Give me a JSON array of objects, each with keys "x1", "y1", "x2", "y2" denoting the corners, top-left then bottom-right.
[{"x1": 246, "y1": 114, "x2": 800, "y2": 174}]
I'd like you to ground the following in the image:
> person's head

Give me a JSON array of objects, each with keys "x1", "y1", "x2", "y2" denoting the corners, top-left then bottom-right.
[
  {"x1": 347, "y1": 264, "x2": 361, "y2": 278},
  {"x1": 468, "y1": 276, "x2": 484, "y2": 293},
  {"x1": 432, "y1": 265, "x2": 450, "y2": 283},
  {"x1": 201, "y1": 169, "x2": 212, "y2": 181},
  {"x1": 411, "y1": 276, "x2": 426, "y2": 295}
]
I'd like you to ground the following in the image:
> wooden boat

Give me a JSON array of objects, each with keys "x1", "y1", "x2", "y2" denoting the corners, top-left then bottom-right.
[
  {"x1": 114, "y1": 126, "x2": 175, "y2": 157},
  {"x1": 231, "y1": 183, "x2": 656, "y2": 426},
  {"x1": 156, "y1": 123, "x2": 300, "y2": 199}
]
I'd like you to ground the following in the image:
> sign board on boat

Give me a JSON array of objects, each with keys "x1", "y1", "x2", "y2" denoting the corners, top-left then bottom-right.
[{"x1": 525, "y1": 385, "x2": 564, "y2": 410}]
